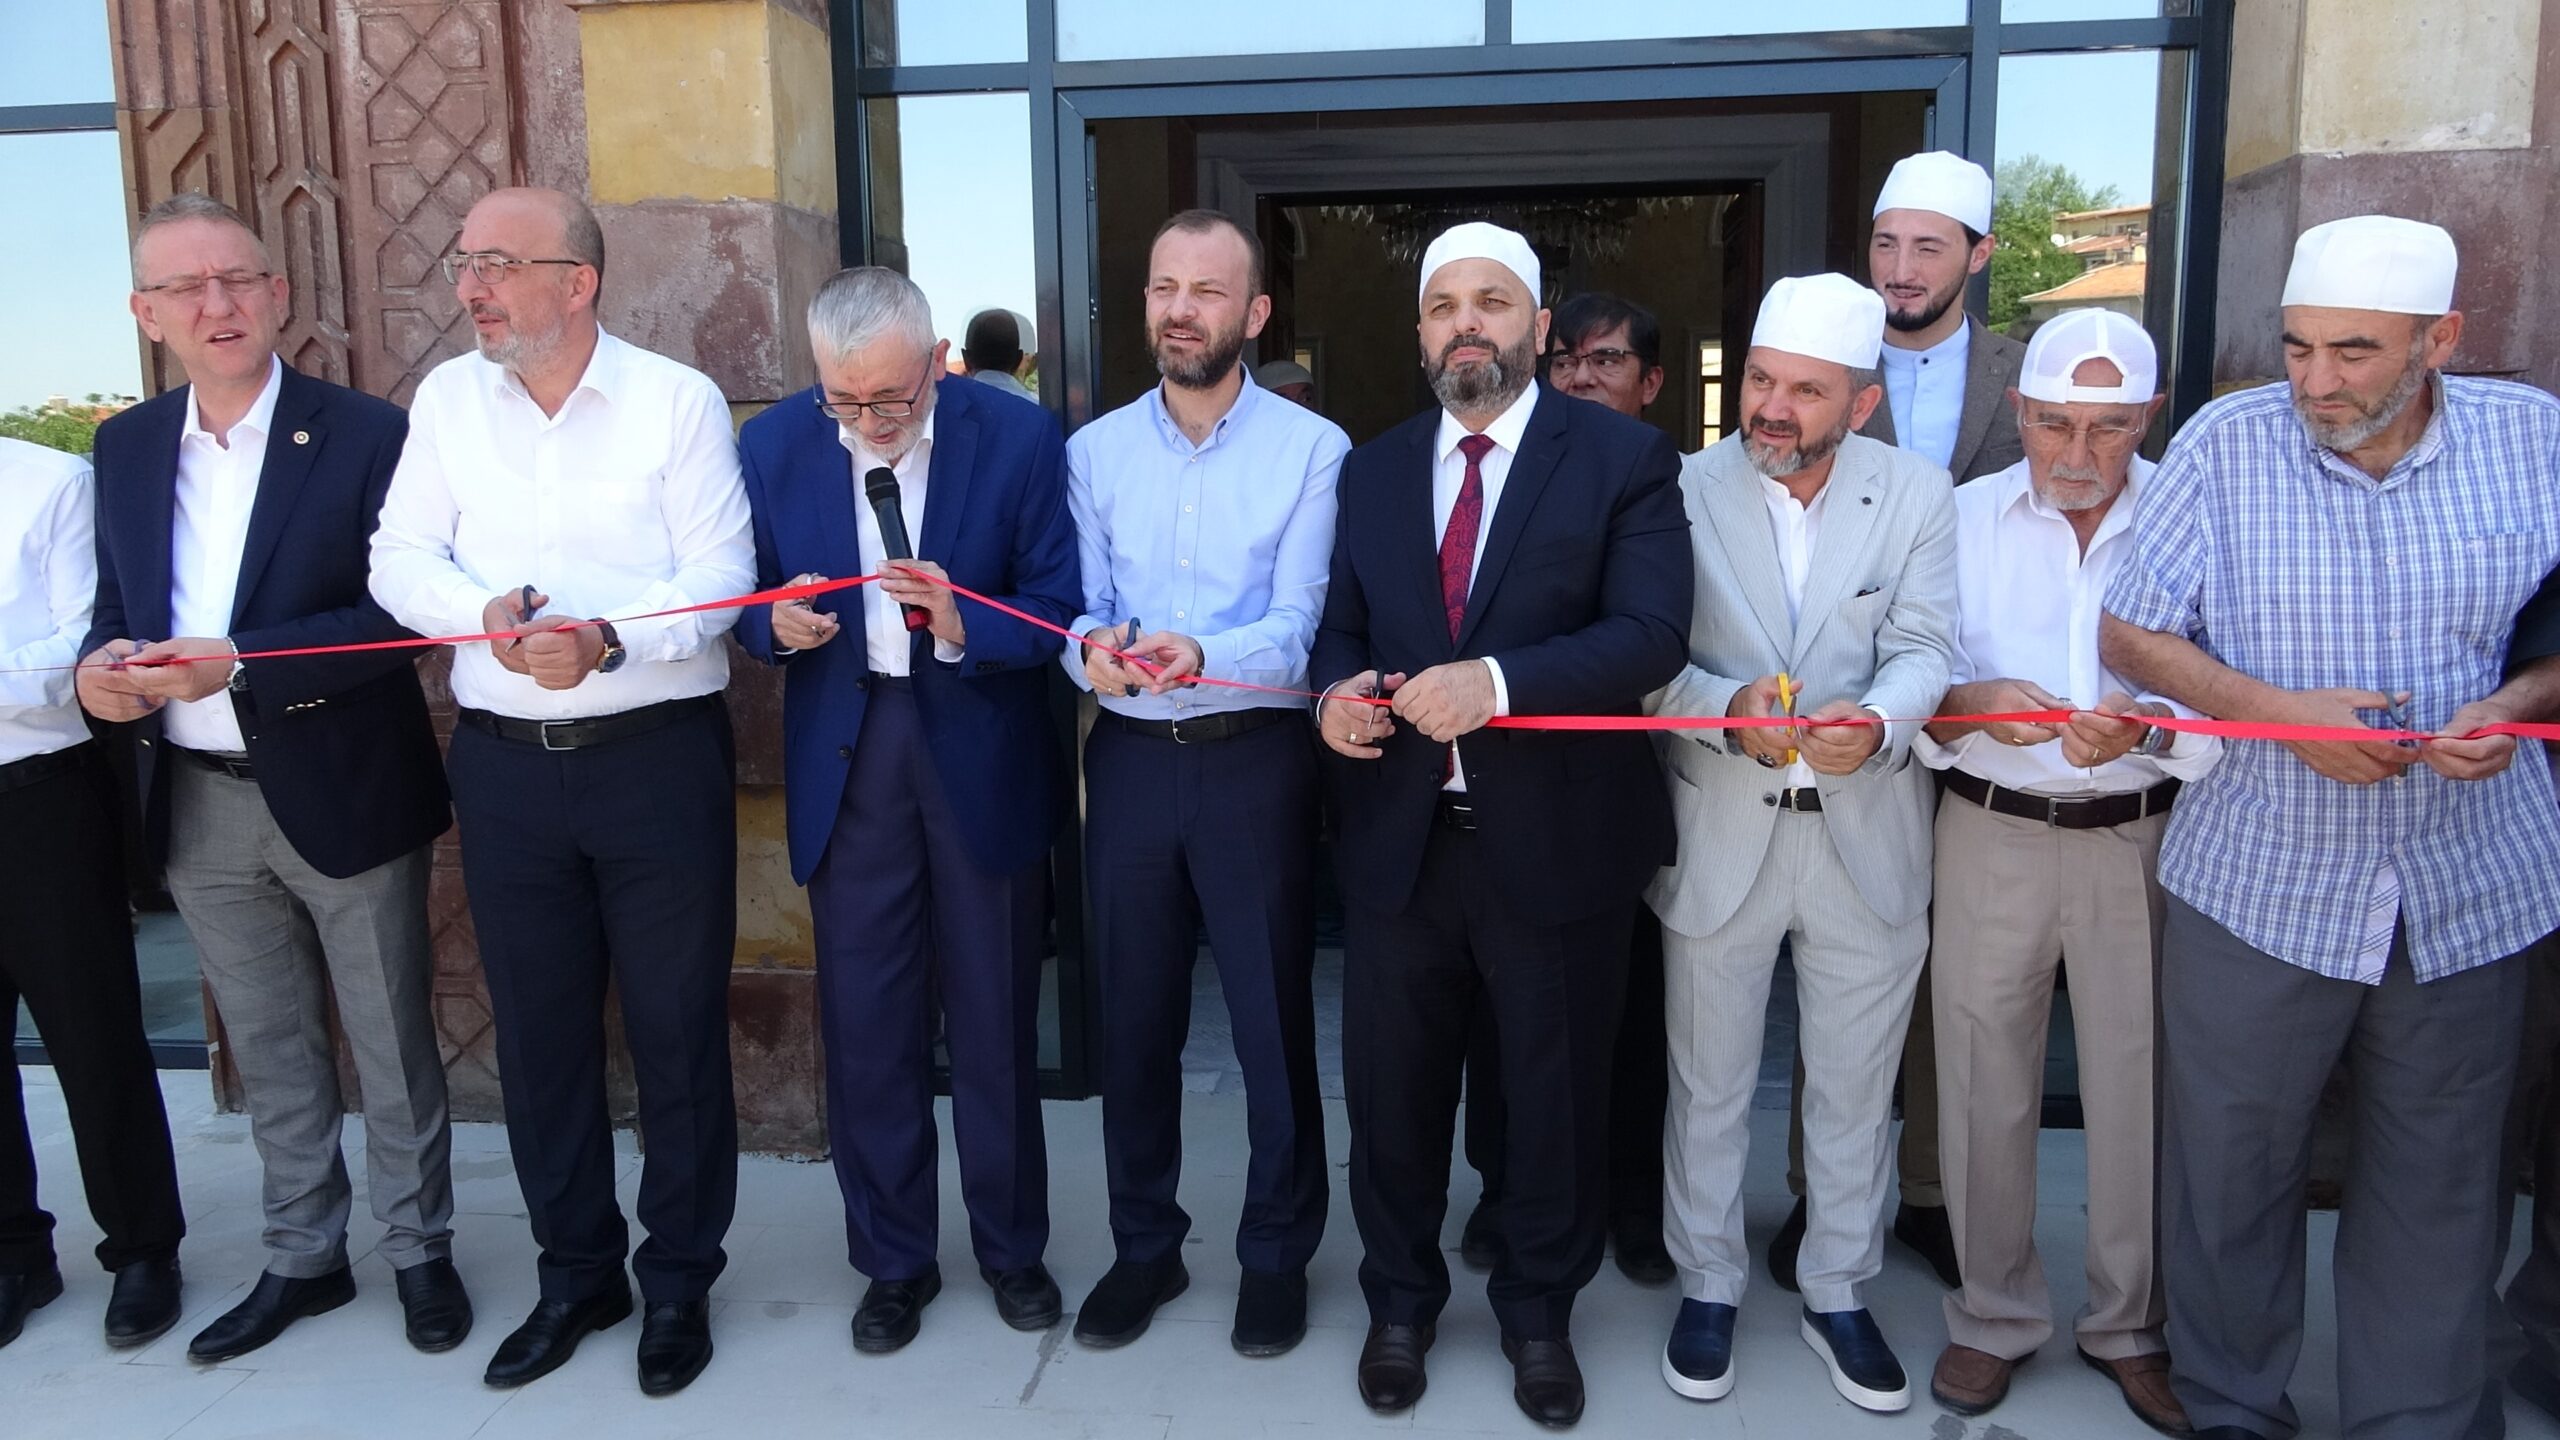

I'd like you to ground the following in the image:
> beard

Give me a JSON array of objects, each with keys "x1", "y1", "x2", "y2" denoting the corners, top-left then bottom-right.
[
  {"x1": 1150, "y1": 314, "x2": 1249, "y2": 390},
  {"x1": 2293, "y1": 344, "x2": 2430, "y2": 452},
  {"x1": 474, "y1": 303, "x2": 568, "y2": 373},
  {"x1": 2033, "y1": 459, "x2": 2117, "y2": 512},
  {"x1": 1428, "y1": 329, "x2": 1537, "y2": 414},
  {"x1": 1883, "y1": 273, "x2": 1965, "y2": 333},
  {"x1": 1741, "y1": 410, "x2": 1852, "y2": 479}
]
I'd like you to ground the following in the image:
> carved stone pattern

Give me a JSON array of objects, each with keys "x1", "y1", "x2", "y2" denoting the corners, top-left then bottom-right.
[{"x1": 334, "y1": 0, "x2": 515, "y2": 404}]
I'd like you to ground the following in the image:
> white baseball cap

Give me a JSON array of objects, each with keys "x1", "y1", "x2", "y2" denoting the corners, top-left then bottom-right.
[{"x1": 2018, "y1": 308, "x2": 2158, "y2": 405}]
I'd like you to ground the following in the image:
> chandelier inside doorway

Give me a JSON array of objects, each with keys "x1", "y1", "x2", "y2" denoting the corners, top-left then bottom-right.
[{"x1": 1317, "y1": 195, "x2": 1723, "y2": 270}]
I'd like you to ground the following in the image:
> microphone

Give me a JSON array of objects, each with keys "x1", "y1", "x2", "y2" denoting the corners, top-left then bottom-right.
[{"x1": 864, "y1": 466, "x2": 931, "y2": 632}]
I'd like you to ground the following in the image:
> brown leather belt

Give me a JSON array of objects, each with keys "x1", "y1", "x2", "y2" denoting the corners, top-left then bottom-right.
[{"x1": 1940, "y1": 769, "x2": 2179, "y2": 830}]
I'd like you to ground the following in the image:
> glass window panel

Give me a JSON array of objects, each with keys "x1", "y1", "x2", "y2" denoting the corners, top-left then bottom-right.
[
  {"x1": 2005, "y1": 0, "x2": 2189, "y2": 19},
  {"x1": 0, "y1": 130, "x2": 143, "y2": 416},
  {"x1": 1512, "y1": 0, "x2": 1963, "y2": 45},
  {"x1": 863, "y1": 0, "x2": 1028, "y2": 67},
  {"x1": 1057, "y1": 0, "x2": 1482, "y2": 62},
  {"x1": 866, "y1": 94, "x2": 1038, "y2": 370},
  {"x1": 0, "y1": 0, "x2": 114, "y2": 107}
]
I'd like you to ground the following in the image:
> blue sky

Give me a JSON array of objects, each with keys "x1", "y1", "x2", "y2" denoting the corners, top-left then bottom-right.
[{"x1": 2, "y1": 0, "x2": 136, "y2": 411}]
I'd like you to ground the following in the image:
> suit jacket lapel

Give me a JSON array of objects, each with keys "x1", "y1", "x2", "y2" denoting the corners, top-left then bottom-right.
[
  {"x1": 1394, "y1": 418, "x2": 1445, "y2": 648},
  {"x1": 1948, "y1": 316, "x2": 2008, "y2": 482},
  {"x1": 917, "y1": 378, "x2": 976, "y2": 563},
  {"x1": 804, "y1": 402, "x2": 864, "y2": 588},
  {"x1": 1699, "y1": 449, "x2": 1792, "y2": 654},
  {"x1": 231, "y1": 365, "x2": 322, "y2": 626},
  {"x1": 1454, "y1": 389, "x2": 1564, "y2": 652},
  {"x1": 130, "y1": 391, "x2": 185, "y2": 639},
  {"x1": 1791, "y1": 441, "x2": 1884, "y2": 662}
]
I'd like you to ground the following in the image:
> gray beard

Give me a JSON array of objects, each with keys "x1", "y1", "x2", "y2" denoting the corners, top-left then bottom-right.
[
  {"x1": 2295, "y1": 349, "x2": 2430, "y2": 452},
  {"x1": 2034, "y1": 461, "x2": 2116, "y2": 512},
  {"x1": 1429, "y1": 332, "x2": 1535, "y2": 416},
  {"x1": 476, "y1": 310, "x2": 567, "y2": 374},
  {"x1": 1742, "y1": 414, "x2": 1850, "y2": 479}
]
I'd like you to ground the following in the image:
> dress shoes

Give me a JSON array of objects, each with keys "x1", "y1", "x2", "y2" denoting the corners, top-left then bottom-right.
[
  {"x1": 1930, "y1": 1342, "x2": 2022, "y2": 1415},
  {"x1": 980, "y1": 1263, "x2": 1061, "y2": 1332},
  {"x1": 636, "y1": 1299, "x2": 713, "y2": 1396},
  {"x1": 1800, "y1": 1306, "x2": 1910, "y2": 1413},
  {"x1": 1230, "y1": 1268, "x2": 1307, "y2": 1357},
  {"x1": 0, "y1": 1264, "x2": 64, "y2": 1347},
  {"x1": 2081, "y1": 1348, "x2": 2194, "y2": 1436},
  {"x1": 1502, "y1": 1334, "x2": 1587, "y2": 1428},
  {"x1": 1071, "y1": 1256, "x2": 1187, "y2": 1348},
  {"x1": 852, "y1": 1268, "x2": 942, "y2": 1354},
  {"x1": 1768, "y1": 1196, "x2": 1806, "y2": 1293},
  {"x1": 104, "y1": 1256, "x2": 181, "y2": 1349},
  {"x1": 1356, "y1": 1321, "x2": 1433, "y2": 1413},
  {"x1": 1661, "y1": 1299, "x2": 1737, "y2": 1401},
  {"x1": 482, "y1": 1286, "x2": 634, "y2": 1388},
  {"x1": 188, "y1": 1267, "x2": 355, "y2": 1363},
  {"x1": 1611, "y1": 1212, "x2": 1675, "y2": 1286},
  {"x1": 1459, "y1": 1198, "x2": 1503, "y2": 1272},
  {"x1": 394, "y1": 1257, "x2": 472, "y2": 1353},
  {"x1": 1892, "y1": 1202, "x2": 1963, "y2": 1289}
]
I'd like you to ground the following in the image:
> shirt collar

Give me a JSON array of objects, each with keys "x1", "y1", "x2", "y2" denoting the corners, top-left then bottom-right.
[
  {"x1": 494, "y1": 323, "x2": 618, "y2": 409},
  {"x1": 182, "y1": 353, "x2": 283, "y2": 448},
  {"x1": 1880, "y1": 320, "x2": 1969, "y2": 370},
  {"x1": 837, "y1": 406, "x2": 937, "y2": 471},
  {"x1": 1435, "y1": 380, "x2": 1541, "y2": 462},
  {"x1": 2303, "y1": 372, "x2": 2454, "y2": 484},
  {"x1": 1997, "y1": 453, "x2": 2156, "y2": 547},
  {"x1": 1149, "y1": 365, "x2": 1260, "y2": 452}
]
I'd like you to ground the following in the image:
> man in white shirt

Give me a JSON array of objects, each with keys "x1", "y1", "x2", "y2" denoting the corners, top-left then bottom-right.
[
  {"x1": 0, "y1": 437, "x2": 183, "y2": 1352},
  {"x1": 1913, "y1": 309, "x2": 2206, "y2": 1435},
  {"x1": 370, "y1": 187, "x2": 755, "y2": 1398}
]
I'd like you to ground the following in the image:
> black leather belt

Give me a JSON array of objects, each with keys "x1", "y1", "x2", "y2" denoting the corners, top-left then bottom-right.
[
  {"x1": 1941, "y1": 769, "x2": 2179, "y2": 830},
  {"x1": 459, "y1": 694, "x2": 716, "y2": 752},
  {"x1": 1768, "y1": 786, "x2": 1822, "y2": 812},
  {"x1": 0, "y1": 744, "x2": 88, "y2": 795},
  {"x1": 1101, "y1": 706, "x2": 1294, "y2": 745},
  {"x1": 175, "y1": 747, "x2": 257, "y2": 781},
  {"x1": 1435, "y1": 796, "x2": 1479, "y2": 831}
]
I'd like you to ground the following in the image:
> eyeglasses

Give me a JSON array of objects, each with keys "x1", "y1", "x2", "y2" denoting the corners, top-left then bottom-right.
[
  {"x1": 440, "y1": 252, "x2": 584, "y2": 286},
  {"x1": 2020, "y1": 418, "x2": 2146, "y2": 455},
  {"x1": 816, "y1": 356, "x2": 936, "y2": 422},
  {"x1": 1548, "y1": 347, "x2": 1641, "y2": 377},
  {"x1": 136, "y1": 270, "x2": 271, "y2": 303}
]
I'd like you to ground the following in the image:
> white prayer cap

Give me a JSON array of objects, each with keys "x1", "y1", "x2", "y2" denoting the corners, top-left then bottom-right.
[
  {"x1": 1872, "y1": 151, "x2": 1996, "y2": 236},
  {"x1": 2280, "y1": 215, "x2": 2458, "y2": 314},
  {"x1": 1750, "y1": 273, "x2": 1886, "y2": 372},
  {"x1": 1418, "y1": 222, "x2": 1541, "y2": 305},
  {"x1": 2018, "y1": 307, "x2": 2157, "y2": 405}
]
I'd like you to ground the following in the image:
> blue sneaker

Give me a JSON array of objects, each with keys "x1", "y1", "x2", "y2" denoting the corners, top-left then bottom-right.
[
  {"x1": 1662, "y1": 1299, "x2": 1738, "y2": 1401},
  {"x1": 1800, "y1": 1307, "x2": 1909, "y2": 1413}
]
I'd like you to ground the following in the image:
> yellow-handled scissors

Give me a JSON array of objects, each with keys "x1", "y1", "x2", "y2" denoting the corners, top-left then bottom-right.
[{"x1": 1775, "y1": 672, "x2": 1798, "y2": 766}]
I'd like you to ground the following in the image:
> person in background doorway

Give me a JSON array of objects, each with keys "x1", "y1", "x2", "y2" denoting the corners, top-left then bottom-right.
[{"x1": 963, "y1": 308, "x2": 1036, "y2": 400}]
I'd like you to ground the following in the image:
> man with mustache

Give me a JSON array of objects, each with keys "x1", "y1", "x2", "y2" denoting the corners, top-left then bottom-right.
[
  {"x1": 2102, "y1": 215, "x2": 2560, "y2": 1440},
  {"x1": 1911, "y1": 309, "x2": 2210, "y2": 1434},
  {"x1": 370, "y1": 186, "x2": 755, "y2": 1397},
  {"x1": 1061, "y1": 209, "x2": 1350, "y2": 1357},
  {"x1": 1314, "y1": 222, "x2": 1690, "y2": 1428},
  {"x1": 1646, "y1": 273, "x2": 1954, "y2": 1415}
]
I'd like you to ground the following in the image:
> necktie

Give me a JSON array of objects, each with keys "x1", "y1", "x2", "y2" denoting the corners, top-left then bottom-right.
[{"x1": 1441, "y1": 434, "x2": 1494, "y2": 641}]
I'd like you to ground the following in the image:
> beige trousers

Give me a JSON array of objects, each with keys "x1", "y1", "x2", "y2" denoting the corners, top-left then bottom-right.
[{"x1": 1931, "y1": 793, "x2": 2168, "y2": 1361}]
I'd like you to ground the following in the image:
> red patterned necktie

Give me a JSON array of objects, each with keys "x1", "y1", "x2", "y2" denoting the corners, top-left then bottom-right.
[{"x1": 1441, "y1": 433, "x2": 1494, "y2": 641}]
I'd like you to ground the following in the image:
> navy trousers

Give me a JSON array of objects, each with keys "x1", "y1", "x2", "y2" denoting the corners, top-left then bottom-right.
[
  {"x1": 809, "y1": 680, "x2": 1048, "y2": 1281},
  {"x1": 1083, "y1": 712, "x2": 1327, "y2": 1274}
]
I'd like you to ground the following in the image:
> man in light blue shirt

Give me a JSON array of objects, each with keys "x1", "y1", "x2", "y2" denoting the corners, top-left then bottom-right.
[{"x1": 1060, "y1": 208, "x2": 1349, "y2": 1359}]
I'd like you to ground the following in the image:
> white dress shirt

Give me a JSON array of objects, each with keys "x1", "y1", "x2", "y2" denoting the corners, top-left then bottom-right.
[
  {"x1": 838, "y1": 413, "x2": 964, "y2": 674},
  {"x1": 1913, "y1": 456, "x2": 2220, "y2": 794},
  {"x1": 1428, "y1": 382, "x2": 1531, "y2": 790},
  {"x1": 1757, "y1": 471, "x2": 1833, "y2": 790},
  {"x1": 369, "y1": 329, "x2": 756, "y2": 719},
  {"x1": 1881, "y1": 323, "x2": 1968, "y2": 473},
  {"x1": 162, "y1": 355, "x2": 283, "y2": 753},
  {"x1": 0, "y1": 437, "x2": 98, "y2": 764}
]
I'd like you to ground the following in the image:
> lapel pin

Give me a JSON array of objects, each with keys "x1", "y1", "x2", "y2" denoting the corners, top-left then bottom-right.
[{"x1": 292, "y1": 430, "x2": 310, "y2": 445}]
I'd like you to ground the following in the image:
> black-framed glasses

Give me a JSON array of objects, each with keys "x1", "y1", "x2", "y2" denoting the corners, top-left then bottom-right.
[
  {"x1": 816, "y1": 356, "x2": 937, "y2": 422},
  {"x1": 2020, "y1": 417, "x2": 2146, "y2": 455},
  {"x1": 136, "y1": 270, "x2": 271, "y2": 303},
  {"x1": 441, "y1": 252, "x2": 584, "y2": 286},
  {"x1": 1548, "y1": 346, "x2": 1641, "y2": 377}
]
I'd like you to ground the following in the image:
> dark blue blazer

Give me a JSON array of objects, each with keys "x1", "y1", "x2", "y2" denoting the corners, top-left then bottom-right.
[
  {"x1": 734, "y1": 375, "x2": 1080, "y2": 883},
  {"x1": 1310, "y1": 387, "x2": 1693, "y2": 927},
  {"x1": 85, "y1": 363, "x2": 451, "y2": 879}
]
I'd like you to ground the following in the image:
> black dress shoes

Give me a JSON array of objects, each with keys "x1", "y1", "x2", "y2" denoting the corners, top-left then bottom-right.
[
  {"x1": 636, "y1": 1299, "x2": 712, "y2": 1396},
  {"x1": 1611, "y1": 1213, "x2": 1675, "y2": 1286},
  {"x1": 394, "y1": 1257, "x2": 473, "y2": 1353},
  {"x1": 1769, "y1": 1196, "x2": 1807, "y2": 1293},
  {"x1": 1071, "y1": 1256, "x2": 1188, "y2": 1348},
  {"x1": 1356, "y1": 1321, "x2": 1433, "y2": 1413},
  {"x1": 0, "y1": 1265, "x2": 64, "y2": 1347},
  {"x1": 1231, "y1": 1268, "x2": 1307, "y2": 1357},
  {"x1": 853, "y1": 1268, "x2": 943, "y2": 1353},
  {"x1": 980, "y1": 1263, "x2": 1061, "y2": 1332},
  {"x1": 1892, "y1": 1202, "x2": 1963, "y2": 1290},
  {"x1": 1459, "y1": 1199, "x2": 1503, "y2": 1272},
  {"x1": 1503, "y1": 1334, "x2": 1587, "y2": 1429},
  {"x1": 482, "y1": 1286, "x2": 635, "y2": 1388},
  {"x1": 189, "y1": 1267, "x2": 356, "y2": 1363},
  {"x1": 105, "y1": 1256, "x2": 182, "y2": 1349}
]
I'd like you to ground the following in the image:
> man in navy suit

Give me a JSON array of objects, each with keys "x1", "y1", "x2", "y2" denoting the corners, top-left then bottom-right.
[
  {"x1": 734, "y1": 267, "x2": 1080, "y2": 1353},
  {"x1": 76, "y1": 193, "x2": 462, "y2": 1363},
  {"x1": 1311, "y1": 222, "x2": 1691, "y2": 1429}
]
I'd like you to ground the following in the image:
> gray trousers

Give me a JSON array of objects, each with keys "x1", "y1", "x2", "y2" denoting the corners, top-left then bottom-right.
[
  {"x1": 2161, "y1": 893, "x2": 2526, "y2": 1440},
  {"x1": 1662, "y1": 810, "x2": 1929, "y2": 1314},
  {"x1": 164, "y1": 764, "x2": 453, "y2": 1277}
]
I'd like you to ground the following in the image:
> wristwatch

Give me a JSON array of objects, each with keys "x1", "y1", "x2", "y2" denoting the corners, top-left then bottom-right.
[
  {"x1": 225, "y1": 638, "x2": 248, "y2": 693},
  {"x1": 2136, "y1": 710, "x2": 2174, "y2": 757},
  {"x1": 592, "y1": 620, "x2": 628, "y2": 675}
]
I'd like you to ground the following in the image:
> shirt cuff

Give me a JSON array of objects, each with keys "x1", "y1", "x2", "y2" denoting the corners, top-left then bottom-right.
[
  {"x1": 933, "y1": 637, "x2": 966, "y2": 665},
  {"x1": 1483, "y1": 657, "x2": 1509, "y2": 717},
  {"x1": 1863, "y1": 704, "x2": 1900, "y2": 754}
]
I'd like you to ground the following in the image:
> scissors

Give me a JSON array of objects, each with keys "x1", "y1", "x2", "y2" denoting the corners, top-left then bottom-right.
[
  {"x1": 1775, "y1": 672, "x2": 1798, "y2": 766},
  {"x1": 1120, "y1": 617, "x2": 1141, "y2": 698},
  {"x1": 505, "y1": 583, "x2": 540, "y2": 652}
]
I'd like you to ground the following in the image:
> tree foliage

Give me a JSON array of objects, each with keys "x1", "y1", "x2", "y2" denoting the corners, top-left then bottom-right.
[
  {"x1": 0, "y1": 396, "x2": 124, "y2": 456},
  {"x1": 1988, "y1": 156, "x2": 2123, "y2": 330}
]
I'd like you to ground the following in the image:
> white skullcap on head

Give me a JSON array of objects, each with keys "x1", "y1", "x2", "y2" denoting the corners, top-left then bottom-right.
[
  {"x1": 2281, "y1": 214, "x2": 2458, "y2": 314},
  {"x1": 2018, "y1": 307, "x2": 2157, "y2": 405},
  {"x1": 1873, "y1": 151, "x2": 1996, "y2": 236},
  {"x1": 1751, "y1": 273, "x2": 1886, "y2": 372},
  {"x1": 1418, "y1": 221, "x2": 1541, "y2": 305}
]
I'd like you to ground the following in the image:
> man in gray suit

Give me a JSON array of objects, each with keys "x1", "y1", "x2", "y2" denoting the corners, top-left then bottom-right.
[{"x1": 1647, "y1": 273, "x2": 1956, "y2": 1415}]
